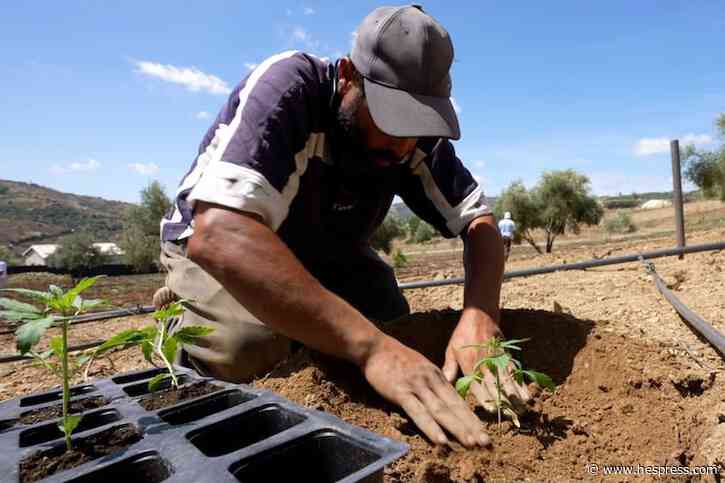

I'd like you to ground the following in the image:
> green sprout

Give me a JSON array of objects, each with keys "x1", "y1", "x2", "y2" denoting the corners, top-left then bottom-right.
[
  {"x1": 1, "y1": 277, "x2": 107, "y2": 451},
  {"x1": 85, "y1": 300, "x2": 213, "y2": 392},
  {"x1": 455, "y1": 337, "x2": 555, "y2": 428}
]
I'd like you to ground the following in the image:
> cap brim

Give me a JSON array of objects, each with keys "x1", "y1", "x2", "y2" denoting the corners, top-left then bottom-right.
[{"x1": 364, "y1": 78, "x2": 460, "y2": 140}]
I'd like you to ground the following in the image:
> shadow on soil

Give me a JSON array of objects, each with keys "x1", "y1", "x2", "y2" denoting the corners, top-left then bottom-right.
[{"x1": 387, "y1": 308, "x2": 594, "y2": 386}]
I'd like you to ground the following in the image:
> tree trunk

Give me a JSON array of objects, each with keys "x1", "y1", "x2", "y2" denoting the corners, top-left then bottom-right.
[
  {"x1": 522, "y1": 231, "x2": 543, "y2": 254},
  {"x1": 545, "y1": 232, "x2": 556, "y2": 253}
]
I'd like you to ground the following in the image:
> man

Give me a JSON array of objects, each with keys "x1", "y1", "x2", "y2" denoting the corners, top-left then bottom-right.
[
  {"x1": 156, "y1": 5, "x2": 530, "y2": 448},
  {"x1": 0, "y1": 260, "x2": 7, "y2": 289},
  {"x1": 498, "y1": 212, "x2": 516, "y2": 261}
]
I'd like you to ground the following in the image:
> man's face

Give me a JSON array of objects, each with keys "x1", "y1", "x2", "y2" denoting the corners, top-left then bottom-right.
[{"x1": 333, "y1": 60, "x2": 418, "y2": 174}]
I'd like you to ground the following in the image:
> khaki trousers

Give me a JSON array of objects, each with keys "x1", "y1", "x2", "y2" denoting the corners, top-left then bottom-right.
[{"x1": 159, "y1": 241, "x2": 409, "y2": 383}]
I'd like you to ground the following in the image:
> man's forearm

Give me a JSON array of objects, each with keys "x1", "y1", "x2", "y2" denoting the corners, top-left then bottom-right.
[
  {"x1": 187, "y1": 202, "x2": 384, "y2": 367},
  {"x1": 462, "y1": 215, "x2": 505, "y2": 329}
]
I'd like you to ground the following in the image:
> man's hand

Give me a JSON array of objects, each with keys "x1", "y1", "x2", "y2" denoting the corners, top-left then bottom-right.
[
  {"x1": 363, "y1": 334, "x2": 491, "y2": 448},
  {"x1": 442, "y1": 312, "x2": 531, "y2": 414},
  {"x1": 450, "y1": 214, "x2": 530, "y2": 417}
]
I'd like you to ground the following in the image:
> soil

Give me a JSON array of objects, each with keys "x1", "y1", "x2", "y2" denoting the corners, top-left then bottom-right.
[
  {"x1": 254, "y1": 309, "x2": 724, "y2": 482},
  {"x1": 138, "y1": 381, "x2": 223, "y2": 411},
  {"x1": 18, "y1": 396, "x2": 108, "y2": 425},
  {"x1": 18, "y1": 424, "x2": 142, "y2": 483},
  {"x1": 1, "y1": 205, "x2": 724, "y2": 481}
]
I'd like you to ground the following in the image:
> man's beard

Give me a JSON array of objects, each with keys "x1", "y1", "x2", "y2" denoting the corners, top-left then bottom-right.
[{"x1": 330, "y1": 92, "x2": 403, "y2": 180}]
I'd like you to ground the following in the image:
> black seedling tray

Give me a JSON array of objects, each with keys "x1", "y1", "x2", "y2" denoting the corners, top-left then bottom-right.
[{"x1": 0, "y1": 367, "x2": 408, "y2": 482}]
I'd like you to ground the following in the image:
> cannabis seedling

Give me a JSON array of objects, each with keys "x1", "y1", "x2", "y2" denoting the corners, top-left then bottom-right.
[
  {"x1": 455, "y1": 337, "x2": 556, "y2": 428},
  {"x1": 0, "y1": 277, "x2": 107, "y2": 451},
  {"x1": 86, "y1": 300, "x2": 212, "y2": 392}
]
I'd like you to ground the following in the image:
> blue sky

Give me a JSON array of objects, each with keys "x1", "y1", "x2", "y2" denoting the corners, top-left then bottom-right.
[{"x1": 1, "y1": 1, "x2": 723, "y2": 204}]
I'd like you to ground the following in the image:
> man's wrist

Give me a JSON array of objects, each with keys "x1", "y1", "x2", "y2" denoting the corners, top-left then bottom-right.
[
  {"x1": 460, "y1": 307, "x2": 502, "y2": 338},
  {"x1": 347, "y1": 324, "x2": 389, "y2": 369}
]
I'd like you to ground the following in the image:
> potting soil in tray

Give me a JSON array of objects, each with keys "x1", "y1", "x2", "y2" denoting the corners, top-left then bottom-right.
[
  {"x1": 18, "y1": 397, "x2": 108, "y2": 426},
  {"x1": 138, "y1": 381, "x2": 222, "y2": 411},
  {"x1": 18, "y1": 424, "x2": 142, "y2": 483},
  {"x1": 0, "y1": 366, "x2": 408, "y2": 482}
]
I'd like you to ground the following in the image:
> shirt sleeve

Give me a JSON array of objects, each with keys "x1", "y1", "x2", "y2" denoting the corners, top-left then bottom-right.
[
  {"x1": 186, "y1": 52, "x2": 327, "y2": 231},
  {"x1": 398, "y1": 138, "x2": 491, "y2": 238}
]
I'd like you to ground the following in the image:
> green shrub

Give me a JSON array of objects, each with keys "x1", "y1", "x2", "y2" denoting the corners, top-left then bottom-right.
[
  {"x1": 603, "y1": 211, "x2": 637, "y2": 234},
  {"x1": 48, "y1": 232, "x2": 109, "y2": 272},
  {"x1": 392, "y1": 249, "x2": 408, "y2": 269},
  {"x1": 412, "y1": 221, "x2": 436, "y2": 243},
  {"x1": 371, "y1": 214, "x2": 405, "y2": 254},
  {"x1": 602, "y1": 198, "x2": 639, "y2": 209}
]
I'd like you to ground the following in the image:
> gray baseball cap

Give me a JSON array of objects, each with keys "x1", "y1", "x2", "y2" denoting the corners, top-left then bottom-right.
[{"x1": 351, "y1": 5, "x2": 460, "y2": 140}]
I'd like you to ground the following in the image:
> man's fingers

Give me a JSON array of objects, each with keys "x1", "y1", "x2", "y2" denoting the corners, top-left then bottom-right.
[
  {"x1": 499, "y1": 371, "x2": 529, "y2": 413},
  {"x1": 399, "y1": 395, "x2": 448, "y2": 446},
  {"x1": 513, "y1": 373, "x2": 532, "y2": 403},
  {"x1": 442, "y1": 347, "x2": 459, "y2": 383},
  {"x1": 470, "y1": 380, "x2": 497, "y2": 413},
  {"x1": 420, "y1": 375, "x2": 490, "y2": 447}
]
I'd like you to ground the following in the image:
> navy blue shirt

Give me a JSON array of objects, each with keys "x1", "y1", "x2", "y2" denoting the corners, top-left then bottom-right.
[{"x1": 161, "y1": 51, "x2": 490, "y2": 265}]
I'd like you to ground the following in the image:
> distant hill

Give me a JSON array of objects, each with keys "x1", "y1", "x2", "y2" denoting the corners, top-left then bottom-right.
[{"x1": 0, "y1": 179, "x2": 132, "y2": 253}]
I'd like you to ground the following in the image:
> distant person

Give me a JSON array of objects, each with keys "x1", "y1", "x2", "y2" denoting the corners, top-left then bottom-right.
[
  {"x1": 498, "y1": 212, "x2": 516, "y2": 261},
  {"x1": 153, "y1": 5, "x2": 528, "y2": 448},
  {"x1": 0, "y1": 260, "x2": 7, "y2": 289}
]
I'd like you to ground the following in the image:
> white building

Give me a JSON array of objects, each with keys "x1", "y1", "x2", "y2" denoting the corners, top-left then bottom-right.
[
  {"x1": 640, "y1": 199, "x2": 673, "y2": 210},
  {"x1": 22, "y1": 243, "x2": 125, "y2": 266},
  {"x1": 22, "y1": 244, "x2": 59, "y2": 266}
]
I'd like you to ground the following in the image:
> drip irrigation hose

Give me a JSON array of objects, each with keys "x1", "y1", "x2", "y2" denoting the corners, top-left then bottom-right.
[
  {"x1": 641, "y1": 258, "x2": 725, "y2": 359},
  {"x1": 0, "y1": 305, "x2": 155, "y2": 336},
  {"x1": 398, "y1": 241, "x2": 725, "y2": 290},
  {"x1": 0, "y1": 340, "x2": 106, "y2": 364}
]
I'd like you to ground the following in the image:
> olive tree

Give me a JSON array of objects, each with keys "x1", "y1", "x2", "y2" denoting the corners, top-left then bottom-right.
[
  {"x1": 494, "y1": 171, "x2": 603, "y2": 254},
  {"x1": 0, "y1": 246, "x2": 20, "y2": 265},
  {"x1": 494, "y1": 181, "x2": 542, "y2": 253},
  {"x1": 682, "y1": 114, "x2": 725, "y2": 201},
  {"x1": 370, "y1": 213, "x2": 405, "y2": 254},
  {"x1": 48, "y1": 232, "x2": 109, "y2": 272},
  {"x1": 120, "y1": 181, "x2": 172, "y2": 272},
  {"x1": 536, "y1": 170, "x2": 603, "y2": 253}
]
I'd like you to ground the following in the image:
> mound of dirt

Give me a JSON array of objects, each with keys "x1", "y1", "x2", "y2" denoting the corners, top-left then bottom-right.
[{"x1": 253, "y1": 308, "x2": 723, "y2": 482}]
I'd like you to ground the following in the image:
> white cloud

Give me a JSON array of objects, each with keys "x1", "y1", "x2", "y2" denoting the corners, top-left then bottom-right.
[
  {"x1": 681, "y1": 133, "x2": 713, "y2": 145},
  {"x1": 244, "y1": 62, "x2": 258, "y2": 71},
  {"x1": 133, "y1": 60, "x2": 231, "y2": 95},
  {"x1": 451, "y1": 97, "x2": 462, "y2": 114},
  {"x1": 69, "y1": 159, "x2": 100, "y2": 172},
  {"x1": 633, "y1": 133, "x2": 713, "y2": 157},
  {"x1": 590, "y1": 172, "x2": 666, "y2": 195},
  {"x1": 304, "y1": 7, "x2": 315, "y2": 15},
  {"x1": 50, "y1": 159, "x2": 100, "y2": 175},
  {"x1": 474, "y1": 160, "x2": 485, "y2": 168},
  {"x1": 128, "y1": 162, "x2": 160, "y2": 175},
  {"x1": 196, "y1": 111, "x2": 210, "y2": 120}
]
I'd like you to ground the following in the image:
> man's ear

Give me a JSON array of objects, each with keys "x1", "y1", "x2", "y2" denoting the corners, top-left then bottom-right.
[{"x1": 337, "y1": 57, "x2": 355, "y2": 96}]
